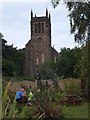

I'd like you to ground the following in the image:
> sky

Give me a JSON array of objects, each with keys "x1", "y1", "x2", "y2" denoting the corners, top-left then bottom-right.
[{"x1": 1, "y1": 0, "x2": 79, "y2": 52}]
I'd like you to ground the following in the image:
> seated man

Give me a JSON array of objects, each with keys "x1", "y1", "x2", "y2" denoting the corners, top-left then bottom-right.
[{"x1": 16, "y1": 86, "x2": 26, "y2": 103}]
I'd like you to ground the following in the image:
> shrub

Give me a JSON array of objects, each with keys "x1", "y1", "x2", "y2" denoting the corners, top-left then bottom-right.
[{"x1": 62, "y1": 79, "x2": 82, "y2": 97}]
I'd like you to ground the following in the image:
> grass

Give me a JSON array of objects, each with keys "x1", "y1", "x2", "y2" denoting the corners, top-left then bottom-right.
[{"x1": 63, "y1": 102, "x2": 88, "y2": 118}]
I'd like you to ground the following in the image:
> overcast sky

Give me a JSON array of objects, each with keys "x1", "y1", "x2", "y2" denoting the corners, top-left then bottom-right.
[{"x1": 1, "y1": 0, "x2": 78, "y2": 52}]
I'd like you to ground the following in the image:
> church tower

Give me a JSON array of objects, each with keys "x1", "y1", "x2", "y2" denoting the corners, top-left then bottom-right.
[
  {"x1": 25, "y1": 9, "x2": 58, "y2": 77},
  {"x1": 31, "y1": 9, "x2": 51, "y2": 45}
]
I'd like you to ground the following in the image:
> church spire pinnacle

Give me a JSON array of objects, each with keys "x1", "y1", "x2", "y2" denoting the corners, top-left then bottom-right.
[
  {"x1": 49, "y1": 13, "x2": 51, "y2": 22},
  {"x1": 31, "y1": 9, "x2": 33, "y2": 19},
  {"x1": 46, "y1": 8, "x2": 48, "y2": 17}
]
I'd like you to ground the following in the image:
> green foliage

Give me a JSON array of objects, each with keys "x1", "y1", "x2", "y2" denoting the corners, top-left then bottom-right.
[
  {"x1": 24, "y1": 76, "x2": 35, "y2": 81},
  {"x1": 51, "y1": 0, "x2": 60, "y2": 8},
  {"x1": 2, "y1": 81, "x2": 16, "y2": 118},
  {"x1": 39, "y1": 46, "x2": 88, "y2": 81},
  {"x1": 62, "y1": 79, "x2": 82, "y2": 97},
  {"x1": 2, "y1": 79, "x2": 88, "y2": 119},
  {"x1": 2, "y1": 59, "x2": 15, "y2": 76},
  {"x1": 40, "y1": 61, "x2": 56, "y2": 79},
  {"x1": 18, "y1": 105, "x2": 39, "y2": 118},
  {"x1": 65, "y1": 2, "x2": 90, "y2": 43},
  {"x1": 34, "y1": 88, "x2": 64, "y2": 119},
  {"x1": 2, "y1": 80, "x2": 64, "y2": 119},
  {"x1": 79, "y1": 42, "x2": 88, "y2": 78},
  {"x1": 52, "y1": 91, "x2": 65, "y2": 102},
  {"x1": 51, "y1": 1, "x2": 89, "y2": 98},
  {"x1": 2, "y1": 33, "x2": 25, "y2": 77},
  {"x1": 76, "y1": 42, "x2": 88, "y2": 98},
  {"x1": 56, "y1": 47, "x2": 80, "y2": 78},
  {"x1": 51, "y1": 1, "x2": 90, "y2": 43}
]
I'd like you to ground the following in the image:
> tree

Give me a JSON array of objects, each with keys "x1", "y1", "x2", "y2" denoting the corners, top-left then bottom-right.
[
  {"x1": 56, "y1": 47, "x2": 80, "y2": 78},
  {"x1": 51, "y1": 0, "x2": 60, "y2": 8},
  {"x1": 0, "y1": 33, "x2": 3, "y2": 78},
  {"x1": 51, "y1": 1, "x2": 90, "y2": 43},
  {"x1": 40, "y1": 61, "x2": 56, "y2": 79},
  {"x1": 64, "y1": 2, "x2": 89, "y2": 98},
  {"x1": 51, "y1": 1, "x2": 89, "y2": 98},
  {"x1": 66, "y1": 2, "x2": 90, "y2": 43},
  {"x1": 2, "y1": 33, "x2": 25, "y2": 77},
  {"x1": 79, "y1": 41, "x2": 89, "y2": 98}
]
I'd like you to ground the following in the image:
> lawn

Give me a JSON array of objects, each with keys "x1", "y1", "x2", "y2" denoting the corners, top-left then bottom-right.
[{"x1": 63, "y1": 102, "x2": 88, "y2": 118}]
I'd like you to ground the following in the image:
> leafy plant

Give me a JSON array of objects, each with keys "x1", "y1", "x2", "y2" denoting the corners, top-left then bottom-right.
[
  {"x1": 2, "y1": 80, "x2": 64, "y2": 119},
  {"x1": 34, "y1": 87, "x2": 64, "y2": 119},
  {"x1": 63, "y1": 79, "x2": 81, "y2": 97}
]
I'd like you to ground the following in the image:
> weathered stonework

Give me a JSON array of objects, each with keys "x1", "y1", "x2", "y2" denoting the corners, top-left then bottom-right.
[{"x1": 25, "y1": 9, "x2": 59, "y2": 77}]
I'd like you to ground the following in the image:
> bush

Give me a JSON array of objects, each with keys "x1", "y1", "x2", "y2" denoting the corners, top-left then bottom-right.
[{"x1": 62, "y1": 79, "x2": 82, "y2": 97}]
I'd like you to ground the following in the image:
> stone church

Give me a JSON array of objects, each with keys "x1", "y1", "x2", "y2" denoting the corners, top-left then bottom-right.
[{"x1": 25, "y1": 9, "x2": 59, "y2": 77}]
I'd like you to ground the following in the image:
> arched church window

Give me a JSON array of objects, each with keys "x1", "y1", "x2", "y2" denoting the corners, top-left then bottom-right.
[
  {"x1": 36, "y1": 52, "x2": 39, "y2": 65},
  {"x1": 36, "y1": 56, "x2": 39, "y2": 65}
]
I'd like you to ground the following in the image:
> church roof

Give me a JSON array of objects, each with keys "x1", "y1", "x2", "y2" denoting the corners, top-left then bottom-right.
[
  {"x1": 25, "y1": 39, "x2": 31, "y2": 47},
  {"x1": 51, "y1": 46, "x2": 59, "y2": 55}
]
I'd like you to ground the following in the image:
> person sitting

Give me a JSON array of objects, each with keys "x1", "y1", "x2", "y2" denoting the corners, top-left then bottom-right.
[
  {"x1": 16, "y1": 86, "x2": 26, "y2": 103},
  {"x1": 27, "y1": 91, "x2": 33, "y2": 106}
]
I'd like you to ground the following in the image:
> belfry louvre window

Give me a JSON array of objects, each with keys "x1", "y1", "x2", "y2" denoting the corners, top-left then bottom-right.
[
  {"x1": 42, "y1": 23, "x2": 44, "y2": 33},
  {"x1": 35, "y1": 23, "x2": 44, "y2": 33},
  {"x1": 38, "y1": 23, "x2": 41, "y2": 33},
  {"x1": 35, "y1": 23, "x2": 38, "y2": 33}
]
